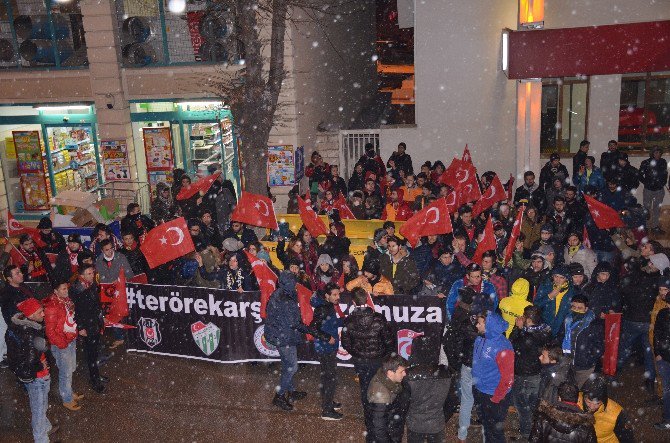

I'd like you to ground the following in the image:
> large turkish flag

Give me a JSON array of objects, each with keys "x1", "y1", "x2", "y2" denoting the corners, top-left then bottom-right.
[
  {"x1": 140, "y1": 217, "x2": 195, "y2": 269},
  {"x1": 231, "y1": 192, "x2": 278, "y2": 230}
]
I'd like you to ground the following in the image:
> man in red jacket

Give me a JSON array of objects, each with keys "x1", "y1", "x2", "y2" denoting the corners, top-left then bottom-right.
[{"x1": 44, "y1": 281, "x2": 82, "y2": 411}]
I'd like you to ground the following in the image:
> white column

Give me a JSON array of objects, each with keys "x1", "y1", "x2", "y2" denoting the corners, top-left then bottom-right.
[{"x1": 516, "y1": 80, "x2": 542, "y2": 178}]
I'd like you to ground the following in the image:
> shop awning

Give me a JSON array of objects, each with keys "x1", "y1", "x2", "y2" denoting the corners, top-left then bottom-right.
[{"x1": 506, "y1": 20, "x2": 670, "y2": 79}]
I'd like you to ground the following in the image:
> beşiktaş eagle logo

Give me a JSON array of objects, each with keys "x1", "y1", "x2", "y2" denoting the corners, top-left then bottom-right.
[
  {"x1": 191, "y1": 321, "x2": 221, "y2": 356},
  {"x1": 138, "y1": 317, "x2": 162, "y2": 349},
  {"x1": 253, "y1": 325, "x2": 279, "y2": 357},
  {"x1": 397, "y1": 328, "x2": 424, "y2": 360}
]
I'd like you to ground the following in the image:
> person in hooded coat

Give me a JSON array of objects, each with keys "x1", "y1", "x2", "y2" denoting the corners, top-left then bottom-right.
[
  {"x1": 320, "y1": 221, "x2": 351, "y2": 267},
  {"x1": 499, "y1": 278, "x2": 532, "y2": 337},
  {"x1": 582, "y1": 261, "x2": 620, "y2": 319},
  {"x1": 529, "y1": 382, "x2": 597, "y2": 442},
  {"x1": 580, "y1": 375, "x2": 636, "y2": 442},
  {"x1": 535, "y1": 266, "x2": 577, "y2": 336},
  {"x1": 313, "y1": 254, "x2": 341, "y2": 292},
  {"x1": 520, "y1": 253, "x2": 552, "y2": 302}
]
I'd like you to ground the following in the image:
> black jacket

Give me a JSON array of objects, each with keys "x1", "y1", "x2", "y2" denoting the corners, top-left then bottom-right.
[
  {"x1": 654, "y1": 307, "x2": 670, "y2": 363},
  {"x1": 442, "y1": 305, "x2": 478, "y2": 369},
  {"x1": 39, "y1": 231, "x2": 67, "y2": 254},
  {"x1": 639, "y1": 155, "x2": 668, "y2": 191},
  {"x1": 120, "y1": 214, "x2": 155, "y2": 240},
  {"x1": 620, "y1": 267, "x2": 659, "y2": 323},
  {"x1": 568, "y1": 317, "x2": 604, "y2": 370},
  {"x1": 70, "y1": 280, "x2": 104, "y2": 334},
  {"x1": 572, "y1": 150, "x2": 589, "y2": 179},
  {"x1": 404, "y1": 365, "x2": 451, "y2": 434},
  {"x1": 379, "y1": 254, "x2": 421, "y2": 295},
  {"x1": 582, "y1": 262, "x2": 620, "y2": 317},
  {"x1": 600, "y1": 150, "x2": 620, "y2": 180},
  {"x1": 611, "y1": 163, "x2": 640, "y2": 191},
  {"x1": 540, "y1": 161, "x2": 570, "y2": 190},
  {"x1": 368, "y1": 368, "x2": 408, "y2": 443},
  {"x1": 0, "y1": 284, "x2": 33, "y2": 324},
  {"x1": 341, "y1": 307, "x2": 395, "y2": 362},
  {"x1": 387, "y1": 152, "x2": 414, "y2": 176},
  {"x1": 529, "y1": 400, "x2": 597, "y2": 442},
  {"x1": 6, "y1": 313, "x2": 49, "y2": 383},
  {"x1": 514, "y1": 184, "x2": 547, "y2": 214},
  {"x1": 539, "y1": 356, "x2": 575, "y2": 404},
  {"x1": 509, "y1": 324, "x2": 552, "y2": 376},
  {"x1": 119, "y1": 247, "x2": 150, "y2": 276}
]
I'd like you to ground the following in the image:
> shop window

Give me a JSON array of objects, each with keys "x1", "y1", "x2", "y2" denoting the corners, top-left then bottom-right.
[
  {"x1": 115, "y1": 0, "x2": 242, "y2": 67},
  {"x1": 540, "y1": 78, "x2": 589, "y2": 154},
  {"x1": 618, "y1": 74, "x2": 670, "y2": 152},
  {"x1": 0, "y1": 0, "x2": 88, "y2": 69}
]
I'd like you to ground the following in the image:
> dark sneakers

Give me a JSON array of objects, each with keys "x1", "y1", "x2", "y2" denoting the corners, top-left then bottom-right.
[
  {"x1": 272, "y1": 393, "x2": 293, "y2": 411},
  {"x1": 321, "y1": 409, "x2": 343, "y2": 421},
  {"x1": 331, "y1": 401, "x2": 342, "y2": 411},
  {"x1": 289, "y1": 390, "x2": 307, "y2": 401},
  {"x1": 91, "y1": 383, "x2": 106, "y2": 394}
]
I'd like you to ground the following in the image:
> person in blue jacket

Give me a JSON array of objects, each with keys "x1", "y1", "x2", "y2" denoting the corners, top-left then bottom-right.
[
  {"x1": 310, "y1": 282, "x2": 344, "y2": 421},
  {"x1": 534, "y1": 266, "x2": 577, "y2": 336},
  {"x1": 265, "y1": 271, "x2": 332, "y2": 411},
  {"x1": 574, "y1": 156, "x2": 605, "y2": 193},
  {"x1": 446, "y1": 263, "x2": 498, "y2": 319},
  {"x1": 472, "y1": 312, "x2": 515, "y2": 443}
]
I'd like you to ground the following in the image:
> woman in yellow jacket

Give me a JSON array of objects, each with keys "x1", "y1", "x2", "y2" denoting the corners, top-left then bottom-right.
[{"x1": 498, "y1": 278, "x2": 532, "y2": 337}]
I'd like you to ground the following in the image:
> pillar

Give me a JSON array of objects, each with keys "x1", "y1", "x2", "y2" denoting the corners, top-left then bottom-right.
[{"x1": 516, "y1": 80, "x2": 542, "y2": 178}]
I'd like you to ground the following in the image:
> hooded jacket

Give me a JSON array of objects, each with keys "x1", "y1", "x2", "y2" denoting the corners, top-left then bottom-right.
[
  {"x1": 309, "y1": 294, "x2": 343, "y2": 354},
  {"x1": 264, "y1": 271, "x2": 328, "y2": 347},
  {"x1": 499, "y1": 278, "x2": 532, "y2": 337},
  {"x1": 535, "y1": 280, "x2": 576, "y2": 336},
  {"x1": 43, "y1": 294, "x2": 78, "y2": 349},
  {"x1": 639, "y1": 153, "x2": 668, "y2": 191},
  {"x1": 539, "y1": 356, "x2": 576, "y2": 404},
  {"x1": 582, "y1": 262, "x2": 620, "y2": 318},
  {"x1": 446, "y1": 278, "x2": 498, "y2": 319},
  {"x1": 529, "y1": 400, "x2": 597, "y2": 442},
  {"x1": 472, "y1": 313, "x2": 514, "y2": 401},
  {"x1": 510, "y1": 323, "x2": 552, "y2": 377},
  {"x1": 341, "y1": 306, "x2": 394, "y2": 362},
  {"x1": 6, "y1": 313, "x2": 49, "y2": 383}
]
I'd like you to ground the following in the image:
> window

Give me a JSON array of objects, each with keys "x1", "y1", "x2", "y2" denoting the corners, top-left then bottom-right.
[
  {"x1": 540, "y1": 78, "x2": 589, "y2": 154},
  {"x1": 618, "y1": 74, "x2": 670, "y2": 151}
]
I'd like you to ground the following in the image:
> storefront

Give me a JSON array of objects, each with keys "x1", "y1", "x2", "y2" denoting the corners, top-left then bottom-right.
[
  {"x1": 0, "y1": 104, "x2": 100, "y2": 216},
  {"x1": 129, "y1": 100, "x2": 241, "y2": 197}
]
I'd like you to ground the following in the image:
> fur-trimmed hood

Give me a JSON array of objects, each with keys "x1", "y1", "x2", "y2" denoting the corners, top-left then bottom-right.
[
  {"x1": 537, "y1": 400, "x2": 595, "y2": 434},
  {"x1": 10, "y1": 313, "x2": 43, "y2": 330}
]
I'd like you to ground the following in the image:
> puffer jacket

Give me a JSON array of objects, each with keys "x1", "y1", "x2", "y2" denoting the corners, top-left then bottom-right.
[
  {"x1": 442, "y1": 304, "x2": 478, "y2": 369},
  {"x1": 6, "y1": 313, "x2": 49, "y2": 383},
  {"x1": 510, "y1": 323, "x2": 552, "y2": 377},
  {"x1": 538, "y1": 356, "x2": 576, "y2": 404},
  {"x1": 309, "y1": 294, "x2": 342, "y2": 354},
  {"x1": 341, "y1": 306, "x2": 394, "y2": 362},
  {"x1": 43, "y1": 294, "x2": 78, "y2": 349},
  {"x1": 499, "y1": 279, "x2": 532, "y2": 337},
  {"x1": 264, "y1": 272, "x2": 328, "y2": 347},
  {"x1": 582, "y1": 262, "x2": 620, "y2": 318},
  {"x1": 529, "y1": 400, "x2": 597, "y2": 442},
  {"x1": 404, "y1": 365, "x2": 451, "y2": 434}
]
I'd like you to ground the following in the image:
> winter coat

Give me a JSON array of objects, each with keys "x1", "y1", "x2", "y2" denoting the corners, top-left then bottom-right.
[
  {"x1": 426, "y1": 260, "x2": 464, "y2": 294},
  {"x1": 215, "y1": 188, "x2": 236, "y2": 232},
  {"x1": 345, "y1": 274, "x2": 394, "y2": 296},
  {"x1": 220, "y1": 227, "x2": 259, "y2": 248},
  {"x1": 119, "y1": 246, "x2": 150, "y2": 276},
  {"x1": 368, "y1": 367, "x2": 407, "y2": 443},
  {"x1": 348, "y1": 172, "x2": 366, "y2": 193},
  {"x1": 472, "y1": 313, "x2": 514, "y2": 400},
  {"x1": 510, "y1": 324, "x2": 552, "y2": 376},
  {"x1": 387, "y1": 152, "x2": 414, "y2": 176},
  {"x1": 120, "y1": 214, "x2": 155, "y2": 241},
  {"x1": 620, "y1": 266, "x2": 659, "y2": 323},
  {"x1": 442, "y1": 304, "x2": 478, "y2": 369},
  {"x1": 446, "y1": 278, "x2": 498, "y2": 318},
  {"x1": 95, "y1": 253, "x2": 135, "y2": 284},
  {"x1": 578, "y1": 395, "x2": 635, "y2": 443},
  {"x1": 6, "y1": 313, "x2": 49, "y2": 383},
  {"x1": 573, "y1": 150, "x2": 589, "y2": 178},
  {"x1": 264, "y1": 272, "x2": 327, "y2": 347},
  {"x1": 521, "y1": 266, "x2": 551, "y2": 302},
  {"x1": 515, "y1": 183, "x2": 547, "y2": 213},
  {"x1": 341, "y1": 306, "x2": 394, "y2": 362},
  {"x1": 43, "y1": 294, "x2": 78, "y2": 349},
  {"x1": 71, "y1": 279, "x2": 103, "y2": 334},
  {"x1": 320, "y1": 235, "x2": 351, "y2": 266},
  {"x1": 404, "y1": 366, "x2": 451, "y2": 434},
  {"x1": 574, "y1": 167, "x2": 605, "y2": 193},
  {"x1": 217, "y1": 267, "x2": 258, "y2": 291},
  {"x1": 39, "y1": 230, "x2": 67, "y2": 255},
  {"x1": 0, "y1": 284, "x2": 33, "y2": 324},
  {"x1": 521, "y1": 216, "x2": 544, "y2": 252},
  {"x1": 150, "y1": 182, "x2": 175, "y2": 223},
  {"x1": 654, "y1": 307, "x2": 670, "y2": 363},
  {"x1": 529, "y1": 400, "x2": 597, "y2": 443},
  {"x1": 563, "y1": 246, "x2": 597, "y2": 279},
  {"x1": 601, "y1": 188, "x2": 636, "y2": 212},
  {"x1": 612, "y1": 163, "x2": 640, "y2": 191},
  {"x1": 411, "y1": 241, "x2": 439, "y2": 277},
  {"x1": 600, "y1": 150, "x2": 620, "y2": 180},
  {"x1": 309, "y1": 294, "x2": 343, "y2": 354},
  {"x1": 583, "y1": 213, "x2": 616, "y2": 253},
  {"x1": 539, "y1": 356, "x2": 575, "y2": 404},
  {"x1": 560, "y1": 312, "x2": 604, "y2": 370},
  {"x1": 540, "y1": 161, "x2": 570, "y2": 190},
  {"x1": 639, "y1": 155, "x2": 668, "y2": 191},
  {"x1": 499, "y1": 285, "x2": 532, "y2": 337},
  {"x1": 379, "y1": 254, "x2": 421, "y2": 295},
  {"x1": 534, "y1": 280, "x2": 576, "y2": 336},
  {"x1": 582, "y1": 262, "x2": 620, "y2": 318},
  {"x1": 546, "y1": 210, "x2": 574, "y2": 246}
]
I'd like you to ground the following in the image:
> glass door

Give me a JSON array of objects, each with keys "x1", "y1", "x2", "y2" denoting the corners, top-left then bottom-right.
[{"x1": 187, "y1": 121, "x2": 222, "y2": 176}]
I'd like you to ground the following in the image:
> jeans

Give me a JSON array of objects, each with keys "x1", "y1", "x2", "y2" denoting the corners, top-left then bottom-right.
[
  {"x1": 317, "y1": 352, "x2": 338, "y2": 411},
  {"x1": 458, "y1": 365, "x2": 474, "y2": 440},
  {"x1": 83, "y1": 332, "x2": 101, "y2": 383},
  {"x1": 51, "y1": 340, "x2": 76, "y2": 403},
  {"x1": 474, "y1": 388, "x2": 510, "y2": 443},
  {"x1": 354, "y1": 360, "x2": 382, "y2": 440},
  {"x1": 617, "y1": 320, "x2": 656, "y2": 381},
  {"x1": 277, "y1": 345, "x2": 298, "y2": 395},
  {"x1": 25, "y1": 376, "x2": 52, "y2": 443},
  {"x1": 512, "y1": 374, "x2": 540, "y2": 437},
  {"x1": 407, "y1": 429, "x2": 445, "y2": 443},
  {"x1": 0, "y1": 309, "x2": 7, "y2": 359},
  {"x1": 643, "y1": 188, "x2": 664, "y2": 229},
  {"x1": 658, "y1": 359, "x2": 670, "y2": 422}
]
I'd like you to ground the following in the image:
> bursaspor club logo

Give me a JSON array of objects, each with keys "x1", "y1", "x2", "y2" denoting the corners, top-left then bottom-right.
[{"x1": 191, "y1": 321, "x2": 221, "y2": 356}]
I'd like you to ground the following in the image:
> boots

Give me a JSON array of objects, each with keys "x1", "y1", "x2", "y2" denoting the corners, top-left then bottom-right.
[
  {"x1": 289, "y1": 390, "x2": 307, "y2": 401},
  {"x1": 272, "y1": 392, "x2": 293, "y2": 411},
  {"x1": 63, "y1": 400, "x2": 81, "y2": 411}
]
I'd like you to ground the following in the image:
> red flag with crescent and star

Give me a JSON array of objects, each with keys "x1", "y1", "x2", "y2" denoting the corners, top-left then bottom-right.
[
  {"x1": 297, "y1": 195, "x2": 328, "y2": 237},
  {"x1": 399, "y1": 198, "x2": 453, "y2": 248},
  {"x1": 472, "y1": 215, "x2": 496, "y2": 264},
  {"x1": 472, "y1": 175, "x2": 507, "y2": 218},
  {"x1": 462, "y1": 144, "x2": 472, "y2": 163},
  {"x1": 7, "y1": 211, "x2": 46, "y2": 248},
  {"x1": 503, "y1": 205, "x2": 525, "y2": 266},
  {"x1": 176, "y1": 171, "x2": 221, "y2": 200},
  {"x1": 583, "y1": 194, "x2": 625, "y2": 230},
  {"x1": 230, "y1": 192, "x2": 279, "y2": 230},
  {"x1": 439, "y1": 158, "x2": 482, "y2": 207},
  {"x1": 333, "y1": 193, "x2": 356, "y2": 220},
  {"x1": 244, "y1": 250, "x2": 278, "y2": 319},
  {"x1": 140, "y1": 217, "x2": 195, "y2": 269}
]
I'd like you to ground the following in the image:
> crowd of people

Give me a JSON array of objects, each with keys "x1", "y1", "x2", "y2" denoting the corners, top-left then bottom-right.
[{"x1": 1, "y1": 139, "x2": 670, "y2": 442}]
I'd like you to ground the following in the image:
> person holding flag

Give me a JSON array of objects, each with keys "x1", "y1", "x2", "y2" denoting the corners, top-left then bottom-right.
[{"x1": 15, "y1": 234, "x2": 51, "y2": 283}]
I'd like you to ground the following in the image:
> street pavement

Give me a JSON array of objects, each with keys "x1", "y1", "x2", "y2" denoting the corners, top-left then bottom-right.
[{"x1": 0, "y1": 346, "x2": 667, "y2": 442}]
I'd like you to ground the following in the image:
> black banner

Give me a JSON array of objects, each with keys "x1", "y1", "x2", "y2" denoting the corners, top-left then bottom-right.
[{"x1": 124, "y1": 284, "x2": 445, "y2": 365}]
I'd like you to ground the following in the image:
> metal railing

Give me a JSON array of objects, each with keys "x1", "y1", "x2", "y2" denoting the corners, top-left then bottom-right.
[
  {"x1": 98, "y1": 180, "x2": 151, "y2": 215},
  {"x1": 339, "y1": 129, "x2": 381, "y2": 180}
]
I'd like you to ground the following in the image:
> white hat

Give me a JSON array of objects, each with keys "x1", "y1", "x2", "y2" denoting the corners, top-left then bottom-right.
[{"x1": 649, "y1": 253, "x2": 670, "y2": 274}]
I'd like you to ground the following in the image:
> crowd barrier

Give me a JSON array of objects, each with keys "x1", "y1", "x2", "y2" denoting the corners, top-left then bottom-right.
[{"x1": 273, "y1": 214, "x2": 405, "y2": 240}]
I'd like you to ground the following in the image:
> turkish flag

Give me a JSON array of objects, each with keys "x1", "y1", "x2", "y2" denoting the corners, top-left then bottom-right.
[
  {"x1": 603, "y1": 313, "x2": 622, "y2": 376},
  {"x1": 399, "y1": 198, "x2": 454, "y2": 248},
  {"x1": 296, "y1": 283, "x2": 315, "y2": 326},
  {"x1": 503, "y1": 206, "x2": 524, "y2": 266},
  {"x1": 298, "y1": 195, "x2": 328, "y2": 237},
  {"x1": 244, "y1": 250, "x2": 278, "y2": 319},
  {"x1": 230, "y1": 192, "x2": 278, "y2": 230},
  {"x1": 472, "y1": 175, "x2": 507, "y2": 218},
  {"x1": 334, "y1": 193, "x2": 356, "y2": 220},
  {"x1": 439, "y1": 159, "x2": 482, "y2": 206},
  {"x1": 443, "y1": 191, "x2": 459, "y2": 214},
  {"x1": 7, "y1": 211, "x2": 46, "y2": 248},
  {"x1": 140, "y1": 217, "x2": 195, "y2": 269},
  {"x1": 106, "y1": 267, "x2": 128, "y2": 324},
  {"x1": 129, "y1": 273, "x2": 148, "y2": 284},
  {"x1": 582, "y1": 225, "x2": 592, "y2": 249},
  {"x1": 583, "y1": 194, "x2": 625, "y2": 229},
  {"x1": 472, "y1": 215, "x2": 496, "y2": 264},
  {"x1": 176, "y1": 171, "x2": 221, "y2": 200},
  {"x1": 462, "y1": 144, "x2": 472, "y2": 163},
  {"x1": 505, "y1": 174, "x2": 514, "y2": 202},
  {"x1": 8, "y1": 242, "x2": 27, "y2": 267}
]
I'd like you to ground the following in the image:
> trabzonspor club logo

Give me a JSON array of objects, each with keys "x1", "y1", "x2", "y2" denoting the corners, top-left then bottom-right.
[
  {"x1": 397, "y1": 329, "x2": 424, "y2": 360},
  {"x1": 254, "y1": 325, "x2": 280, "y2": 357}
]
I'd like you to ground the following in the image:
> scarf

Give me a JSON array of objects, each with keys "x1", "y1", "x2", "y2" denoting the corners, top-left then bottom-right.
[
  {"x1": 226, "y1": 268, "x2": 244, "y2": 289},
  {"x1": 568, "y1": 243, "x2": 581, "y2": 256},
  {"x1": 562, "y1": 310, "x2": 595, "y2": 354}
]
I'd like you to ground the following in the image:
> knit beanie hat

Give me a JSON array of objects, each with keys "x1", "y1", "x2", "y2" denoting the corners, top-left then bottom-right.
[
  {"x1": 551, "y1": 266, "x2": 570, "y2": 278},
  {"x1": 373, "y1": 228, "x2": 387, "y2": 244},
  {"x1": 37, "y1": 217, "x2": 52, "y2": 229},
  {"x1": 316, "y1": 254, "x2": 333, "y2": 268},
  {"x1": 659, "y1": 274, "x2": 670, "y2": 289},
  {"x1": 510, "y1": 278, "x2": 530, "y2": 298},
  {"x1": 649, "y1": 253, "x2": 670, "y2": 274},
  {"x1": 17, "y1": 298, "x2": 42, "y2": 317},
  {"x1": 569, "y1": 263, "x2": 585, "y2": 276},
  {"x1": 540, "y1": 223, "x2": 554, "y2": 234},
  {"x1": 582, "y1": 375, "x2": 608, "y2": 403}
]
